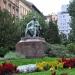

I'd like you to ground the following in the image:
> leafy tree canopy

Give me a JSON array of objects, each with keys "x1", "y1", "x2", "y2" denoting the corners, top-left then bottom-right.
[
  {"x1": 0, "y1": 9, "x2": 21, "y2": 50},
  {"x1": 68, "y1": 0, "x2": 75, "y2": 42}
]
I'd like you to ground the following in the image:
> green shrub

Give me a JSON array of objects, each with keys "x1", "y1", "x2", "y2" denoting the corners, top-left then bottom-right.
[
  {"x1": 45, "y1": 46, "x2": 52, "y2": 56},
  {"x1": 46, "y1": 44, "x2": 68, "y2": 57},
  {"x1": 51, "y1": 44, "x2": 67, "y2": 51},
  {"x1": 45, "y1": 44, "x2": 56, "y2": 57},
  {"x1": 0, "y1": 47, "x2": 9, "y2": 57},
  {"x1": 4, "y1": 51, "x2": 25, "y2": 59},
  {"x1": 67, "y1": 43, "x2": 75, "y2": 53}
]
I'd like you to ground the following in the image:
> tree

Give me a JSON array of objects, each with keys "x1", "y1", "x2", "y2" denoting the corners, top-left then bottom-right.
[
  {"x1": 59, "y1": 32, "x2": 68, "y2": 45},
  {"x1": 0, "y1": 9, "x2": 21, "y2": 50},
  {"x1": 68, "y1": 0, "x2": 75, "y2": 42},
  {"x1": 45, "y1": 20, "x2": 61, "y2": 44},
  {"x1": 68, "y1": 30, "x2": 74, "y2": 42}
]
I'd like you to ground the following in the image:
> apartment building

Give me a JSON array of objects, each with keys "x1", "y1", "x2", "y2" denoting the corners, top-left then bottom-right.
[
  {"x1": 0, "y1": 0, "x2": 19, "y2": 17},
  {"x1": 57, "y1": 5, "x2": 71, "y2": 38}
]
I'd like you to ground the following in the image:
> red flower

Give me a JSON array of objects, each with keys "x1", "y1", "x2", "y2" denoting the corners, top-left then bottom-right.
[
  {"x1": 0, "y1": 64, "x2": 3, "y2": 75},
  {"x1": 3, "y1": 63, "x2": 15, "y2": 73},
  {"x1": 62, "y1": 58, "x2": 75, "y2": 68},
  {"x1": 0, "y1": 61, "x2": 17, "y2": 75}
]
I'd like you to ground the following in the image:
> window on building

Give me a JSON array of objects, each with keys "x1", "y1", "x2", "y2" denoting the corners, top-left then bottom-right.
[
  {"x1": 67, "y1": 22, "x2": 69, "y2": 24},
  {"x1": 21, "y1": 7, "x2": 23, "y2": 14},
  {"x1": 8, "y1": 3, "x2": 11, "y2": 12},
  {"x1": 3, "y1": 0, "x2": 7, "y2": 9},
  {"x1": 23, "y1": 7, "x2": 24, "y2": 14},
  {"x1": 63, "y1": 15, "x2": 65, "y2": 18},
  {"x1": 26, "y1": 10, "x2": 28, "y2": 15},
  {"x1": 66, "y1": 30, "x2": 68, "y2": 32},
  {"x1": 16, "y1": 8, "x2": 18, "y2": 13},
  {"x1": 63, "y1": 23, "x2": 65, "y2": 25},
  {"x1": 16, "y1": 0, "x2": 19, "y2": 5},
  {"x1": 24, "y1": 8, "x2": 26, "y2": 15},
  {"x1": 26, "y1": 10, "x2": 27, "y2": 15},
  {"x1": 13, "y1": 6, "x2": 15, "y2": 15},
  {"x1": 3, "y1": 0, "x2": 6, "y2": 4},
  {"x1": 16, "y1": 8, "x2": 19, "y2": 17}
]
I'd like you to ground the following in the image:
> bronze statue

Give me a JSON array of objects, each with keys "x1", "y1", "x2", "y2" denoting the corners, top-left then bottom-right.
[{"x1": 25, "y1": 16, "x2": 41, "y2": 37}]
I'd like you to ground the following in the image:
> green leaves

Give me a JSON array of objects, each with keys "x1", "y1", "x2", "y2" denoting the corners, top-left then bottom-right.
[
  {"x1": 45, "y1": 21, "x2": 61, "y2": 44},
  {"x1": 0, "y1": 9, "x2": 21, "y2": 49},
  {"x1": 68, "y1": 0, "x2": 75, "y2": 42},
  {"x1": 68, "y1": 0, "x2": 75, "y2": 17}
]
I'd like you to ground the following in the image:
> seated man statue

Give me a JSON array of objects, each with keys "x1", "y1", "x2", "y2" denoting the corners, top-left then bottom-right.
[{"x1": 25, "y1": 16, "x2": 41, "y2": 37}]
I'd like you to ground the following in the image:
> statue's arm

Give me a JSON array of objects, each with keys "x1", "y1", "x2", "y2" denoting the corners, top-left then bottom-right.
[
  {"x1": 25, "y1": 21, "x2": 33, "y2": 36},
  {"x1": 36, "y1": 21, "x2": 40, "y2": 26},
  {"x1": 27, "y1": 21, "x2": 33, "y2": 27},
  {"x1": 25, "y1": 22, "x2": 30, "y2": 36}
]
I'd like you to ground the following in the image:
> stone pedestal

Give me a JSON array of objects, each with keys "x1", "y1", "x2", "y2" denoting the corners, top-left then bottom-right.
[{"x1": 16, "y1": 37, "x2": 47, "y2": 58}]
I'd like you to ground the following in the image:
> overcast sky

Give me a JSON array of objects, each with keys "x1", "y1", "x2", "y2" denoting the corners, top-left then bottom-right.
[{"x1": 27, "y1": 0, "x2": 70, "y2": 15}]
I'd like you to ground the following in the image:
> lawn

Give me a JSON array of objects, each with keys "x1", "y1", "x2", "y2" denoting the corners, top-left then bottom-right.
[
  {"x1": 0, "y1": 57, "x2": 57, "y2": 65},
  {"x1": 17, "y1": 68, "x2": 75, "y2": 75},
  {"x1": 0, "y1": 57, "x2": 75, "y2": 75}
]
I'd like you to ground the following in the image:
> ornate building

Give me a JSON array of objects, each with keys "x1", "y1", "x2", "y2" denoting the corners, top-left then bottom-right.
[
  {"x1": 0, "y1": 0, "x2": 19, "y2": 17},
  {"x1": 19, "y1": 0, "x2": 43, "y2": 19},
  {"x1": 19, "y1": 0, "x2": 31, "y2": 18},
  {"x1": 0, "y1": 0, "x2": 43, "y2": 18}
]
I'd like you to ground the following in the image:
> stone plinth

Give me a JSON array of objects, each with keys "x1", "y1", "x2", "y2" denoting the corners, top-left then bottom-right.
[{"x1": 16, "y1": 37, "x2": 47, "y2": 58}]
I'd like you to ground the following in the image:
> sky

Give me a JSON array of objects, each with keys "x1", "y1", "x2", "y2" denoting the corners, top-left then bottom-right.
[{"x1": 27, "y1": 0, "x2": 71, "y2": 15}]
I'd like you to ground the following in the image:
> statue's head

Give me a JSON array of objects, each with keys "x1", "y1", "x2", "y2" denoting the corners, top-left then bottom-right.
[{"x1": 32, "y1": 16, "x2": 37, "y2": 21}]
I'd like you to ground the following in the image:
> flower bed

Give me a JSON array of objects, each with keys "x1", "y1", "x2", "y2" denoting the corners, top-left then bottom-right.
[
  {"x1": 36, "y1": 60, "x2": 63, "y2": 71},
  {"x1": 17, "y1": 64, "x2": 36, "y2": 73},
  {"x1": 1, "y1": 58, "x2": 75, "y2": 74},
  {"x1": 0, "y1": 60, "x2": 17, "y2": 75},
  {"x1": 36, "y1": 58, "x2": 75, "y2": 72},
  {"x1": 61, "y1": 58, "x2": 75, "y2": 68}
]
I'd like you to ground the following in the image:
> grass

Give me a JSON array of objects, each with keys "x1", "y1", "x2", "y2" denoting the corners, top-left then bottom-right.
[
  {"x1": 0, "y1": 57, "x2": 57, "y2": 66},
  {"x1": 17, "y1": 68, "x2": 75, "y2": 75}
]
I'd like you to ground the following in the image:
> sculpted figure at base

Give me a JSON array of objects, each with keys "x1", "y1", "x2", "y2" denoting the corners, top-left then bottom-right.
[{"x1": 25, "y1": 16, "x2": 41, "y2": 37}]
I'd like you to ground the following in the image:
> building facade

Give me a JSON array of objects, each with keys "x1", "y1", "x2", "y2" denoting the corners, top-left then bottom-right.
[
  {"x1": 19, "y1": 0, "x2": 43, "y2": 19},
  {"x1": 57, "y1": 5, "x2": 71, "y2": 38},
  {"x1": 19, "y1": 0, "x2": 31, "y2": 18},
  {"x1": 0, "y1": 0, "x2": 43, "y2": 18},
  {"x1": 45, "y1": 14, "x2": 58, "y2": 24},
  {"x1": 0, "y1": 0, "x2": 19, "y2": 17}
]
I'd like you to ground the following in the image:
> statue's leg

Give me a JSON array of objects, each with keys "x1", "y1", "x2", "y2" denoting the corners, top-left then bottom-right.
[
  {"x1": 28, "y1": 29, "x2": 34, "y2": 37},
  {"x1": 33, "y1": 28, "x2": 36, "y2": 37},
  {"x1": 25, "y1": 30, "x2": 27, "y2": 37},
  {"x1": 36, "y1": 29, "x2": 39, "y2": 37}
]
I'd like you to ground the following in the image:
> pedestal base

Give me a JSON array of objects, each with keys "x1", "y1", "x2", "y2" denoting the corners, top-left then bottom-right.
[{"x1": 16, "y1": 37, "x2": 47, "y2": 58}]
